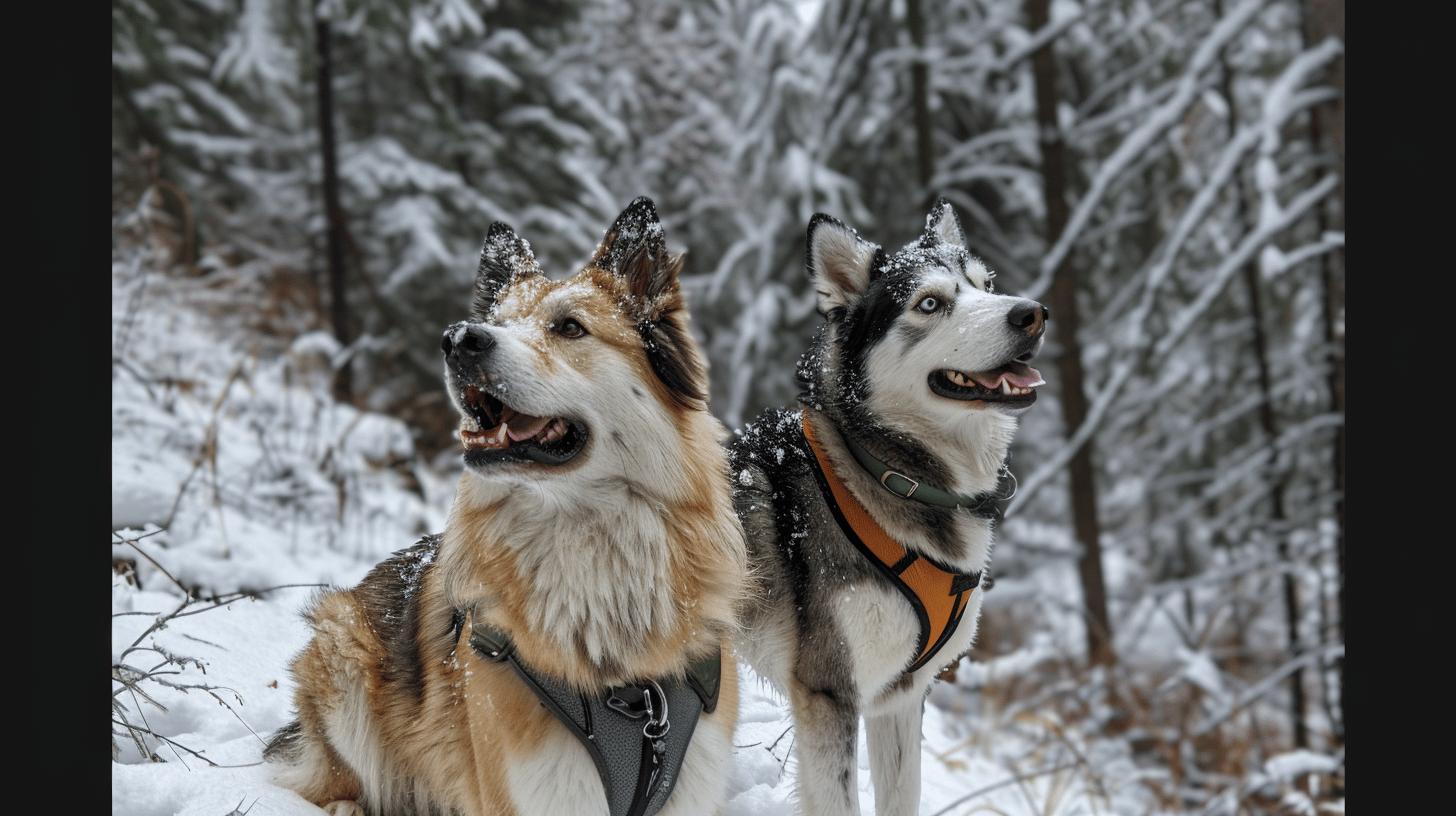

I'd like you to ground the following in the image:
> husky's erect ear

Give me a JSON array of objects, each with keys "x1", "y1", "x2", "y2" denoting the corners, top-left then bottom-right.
[
  {"x1": 807, "y1": 213, "x2": 880, "y2": 318},
  {"x1": 592, "y1": 196, "x2": 707, "y2": 410},
  {"x1": 923, "y1": 197, "x2": 967, "y2": 249},
  {"x1": 472, "y1": 222, "x2": 542, "y2": 319}
]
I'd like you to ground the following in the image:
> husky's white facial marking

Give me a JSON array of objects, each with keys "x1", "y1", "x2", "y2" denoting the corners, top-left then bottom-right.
[{"x1": 863, "y1": 258, "x2": 1027, "y2": 490}]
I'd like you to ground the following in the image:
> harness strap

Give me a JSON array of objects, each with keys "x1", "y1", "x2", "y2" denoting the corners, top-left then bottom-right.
[
  {"x1": 801, "y1": 410, "x2": 983, "y2": 675},
  {"x1": 465, "y1": 617, "x2": 719, "y2": 816}
]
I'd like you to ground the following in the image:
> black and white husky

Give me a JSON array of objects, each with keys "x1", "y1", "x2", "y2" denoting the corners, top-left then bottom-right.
[{"x1": 731, "y1": 200, "x2": 1048, "y2": 815}]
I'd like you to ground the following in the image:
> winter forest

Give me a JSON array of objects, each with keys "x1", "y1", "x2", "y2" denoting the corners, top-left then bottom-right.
[{"x1": 112, "y1": 0, "x2": 1345, "y2": 813}]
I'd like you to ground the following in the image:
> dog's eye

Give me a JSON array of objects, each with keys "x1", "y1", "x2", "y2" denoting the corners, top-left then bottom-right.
[
  {"x1": 556, "y1": 318, "x2": 587, "y2": 339},
  {"x1": 915, "y1": 296, "x2": 940, "y2": 314}
]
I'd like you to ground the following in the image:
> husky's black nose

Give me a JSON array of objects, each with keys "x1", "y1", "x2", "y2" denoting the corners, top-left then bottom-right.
[
  {"x1": 441, "y1": 324, "x2": 496, "y2": 361},
  {"x1": 1007, "y1": 301, "x2": 1049, "y2": 338}
]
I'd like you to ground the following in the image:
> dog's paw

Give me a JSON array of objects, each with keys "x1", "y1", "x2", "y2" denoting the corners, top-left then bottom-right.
[{"x1": 322, "y1": 801, "x2": 364, "y2": 816}]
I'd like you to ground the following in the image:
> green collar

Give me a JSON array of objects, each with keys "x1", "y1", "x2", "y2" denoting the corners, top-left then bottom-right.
[{"x1": 837, "y1": 429, "x2": 1008, "y2": 520}]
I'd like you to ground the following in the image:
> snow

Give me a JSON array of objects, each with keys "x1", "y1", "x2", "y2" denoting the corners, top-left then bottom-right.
[
  {"x1": 112, "y1": 575, "x2": 1150, "y2": 815},
  {"x1": 1264, "y1": 750, "x2": 1340, "y2": 780},
  {"x1": 112, "y1": 563, "x2": 1154, "y2": 815}
]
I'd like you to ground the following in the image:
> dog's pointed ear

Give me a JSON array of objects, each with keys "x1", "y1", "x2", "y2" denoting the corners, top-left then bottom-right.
[
  {"x1": 472, "y1": 222, "x2": 542, "y2": 319},
  {"x1": 807, "y1": 213, "x2": 879, "y2": 317},
  {"x1": 592, "y1": 197, "x2": 706, "y2": 410},
  {"x1": 590, "y1": 197, "x2": 677, "y2": 304},
  {"x1": 923, "y1": 197, "x2": 967, "y2": 249}
]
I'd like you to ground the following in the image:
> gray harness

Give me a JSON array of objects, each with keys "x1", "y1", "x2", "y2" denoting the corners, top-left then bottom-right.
[{"x1": 466, "y1": 619, "x2": 720, "y2": 816}]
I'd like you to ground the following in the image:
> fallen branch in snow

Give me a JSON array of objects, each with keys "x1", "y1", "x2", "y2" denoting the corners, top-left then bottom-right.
[
  {"x1": 110, "y1": 719, "x2": 262, "y2": 769},
  {"x1": 112, "y1": 531, "x2": 323, "y2": 767}
]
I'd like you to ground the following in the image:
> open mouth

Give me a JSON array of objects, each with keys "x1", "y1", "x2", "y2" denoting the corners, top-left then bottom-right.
[
  {"x1": 457, "y1": 384, "x2": 589, "y2": 467},
  {"x1": 929, "y1": 361, "x2": 1045, "y2": 405}
]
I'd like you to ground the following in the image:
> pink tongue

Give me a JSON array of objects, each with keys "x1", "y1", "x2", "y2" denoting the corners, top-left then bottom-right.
[
  {"x1": 505, "y1": 413, "x2": 551, "y2": 442},
  {"x1": 1003, "y1": 366, "x2": 1043, "y2": 388},
  {"x1": 972, "y1": 365, "x2": 1043, "y2": 389}
]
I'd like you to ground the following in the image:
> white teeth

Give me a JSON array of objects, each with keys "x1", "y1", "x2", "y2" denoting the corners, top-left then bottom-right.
[
  {"x1": 1001, "y1": 380, "x2": 1012, "y2": 395},
  {"x1": 493, "y1": 424, "x2": 508, "y2": 445}
]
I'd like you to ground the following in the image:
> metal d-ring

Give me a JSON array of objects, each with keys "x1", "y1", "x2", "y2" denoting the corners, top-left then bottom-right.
[{"x1": 642, "y1": 680, "x2": 671, "y2": 739}]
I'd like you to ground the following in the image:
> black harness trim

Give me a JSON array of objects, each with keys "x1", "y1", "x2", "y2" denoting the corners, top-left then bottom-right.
[{"x1": 465, "y1": 617, "x2": 719, "y2": 816}]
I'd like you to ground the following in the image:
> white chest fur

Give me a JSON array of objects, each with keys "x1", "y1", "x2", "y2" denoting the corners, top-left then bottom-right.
[{"x1": 830, "y1": 577, "x2": 987, "y2": 712}]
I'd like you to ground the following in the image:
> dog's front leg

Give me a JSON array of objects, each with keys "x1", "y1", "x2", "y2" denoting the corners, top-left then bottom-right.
[
  {"x1": 866, "y1": 693, "x2": 923, "y2": 816},
  {"x1": 789, "y1": 681, "x2": 862, "y2": 816}
]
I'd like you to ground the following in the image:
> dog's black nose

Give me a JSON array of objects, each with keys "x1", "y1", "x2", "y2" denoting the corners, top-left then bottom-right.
[
  {"x1": 1007, "y1": 301, "x2": 1049, "y2": 338},
  {"x1": 441, "y1": 324, "x2": 495, "y2": 360}
]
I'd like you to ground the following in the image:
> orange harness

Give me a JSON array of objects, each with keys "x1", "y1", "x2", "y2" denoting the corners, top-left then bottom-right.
[{"x1": 801, "y1": 410, "x2": 982, "y2": 675}]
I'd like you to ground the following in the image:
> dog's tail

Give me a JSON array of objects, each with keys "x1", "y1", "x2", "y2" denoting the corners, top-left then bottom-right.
[{"x1": 262, "y1": 719, "x2": 304, "y2": 763}]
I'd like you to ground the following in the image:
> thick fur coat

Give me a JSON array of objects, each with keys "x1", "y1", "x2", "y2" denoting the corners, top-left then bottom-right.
[
  {"x1": 731, "y1": 200, "x2": 1048, "y2": 816},
  {"x1": 265, "y1": 198, "x2": 747, "y2": 816}
]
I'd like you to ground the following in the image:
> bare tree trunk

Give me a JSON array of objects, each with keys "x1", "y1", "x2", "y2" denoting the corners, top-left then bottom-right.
[
  {"x1": 1213, "y1": 1, "x2": 1308, "y2": 748},
  {"x1": 1302, "y1": 0, "x2": 1345, "y2": 747},
  {"x1": 907, "y1": 0, "x2": 935, "y2": 206},
  {"x1": 1026, "y1": 0, "x2": 1115, "y2": 668},
  {"x1": 314, "y1": 0, "x2": 353, "y2": 403}
]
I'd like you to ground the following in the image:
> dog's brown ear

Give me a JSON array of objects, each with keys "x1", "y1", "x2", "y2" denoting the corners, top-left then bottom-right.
[
  {"x1": 592, "y1": 197, "x2": 707, "y2": 409},
  {"x1": 590, "y1": 197, "x2": 675, "y2": 302},
  {"x1": 472, "y1": 222, "x2": 542, "y2": 320},
  {"x1": 923, "y1": 197, "x2": 967, "y2": 249},
  {"x1": 807, "y1": 213, "x2": 879, "y2": 318}
]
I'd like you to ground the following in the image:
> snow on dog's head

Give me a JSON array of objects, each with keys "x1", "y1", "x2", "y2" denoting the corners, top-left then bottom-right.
[
  {"x1": 440, "y1": 197, "x2": 712, "y2": 498},
  {"x1": 800, "y1": 198, "x2": 1049, "y2": 449}
]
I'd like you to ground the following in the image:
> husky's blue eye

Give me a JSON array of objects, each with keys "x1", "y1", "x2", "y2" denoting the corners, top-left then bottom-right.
[
  {"x1": 915, "y1": 296, "x2": 940, "y2": 314},
  {"x1": 557, "y1": 318, "x2": 587, "y2": 338}
]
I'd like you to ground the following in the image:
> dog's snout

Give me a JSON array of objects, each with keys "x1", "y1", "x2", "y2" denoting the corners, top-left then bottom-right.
[
  {"x1": 1007, "y1": 301, "x2": 1049, "y2": 338},
  {"x1": 442, "y1": 324, "x2": 496, "y2": 361}
]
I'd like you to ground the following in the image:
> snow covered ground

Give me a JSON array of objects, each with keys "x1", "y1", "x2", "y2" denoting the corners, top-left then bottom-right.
[
  {"x1": 112, "y1": 262, "x2": 1332, "y2": 815},
  {"x1": 111, "y1": 576, "x2": 1144, "y2": 816}
]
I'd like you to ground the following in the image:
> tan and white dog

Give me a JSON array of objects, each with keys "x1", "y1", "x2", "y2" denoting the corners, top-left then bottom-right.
[{"x1": 265, "y1": 198, "x2": 747, "y2": 816}]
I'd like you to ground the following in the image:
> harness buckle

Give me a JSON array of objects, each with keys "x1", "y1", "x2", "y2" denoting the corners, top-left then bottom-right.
[
  {"x1": 607, "y1": 680, "x2": 672, "y2": 739},
  {"x1": 642, "y1": 680, "x2": 671, "y2": 740},
  {"x1": 880, "y1": 469, "x2": 920, "y2": 499}
]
